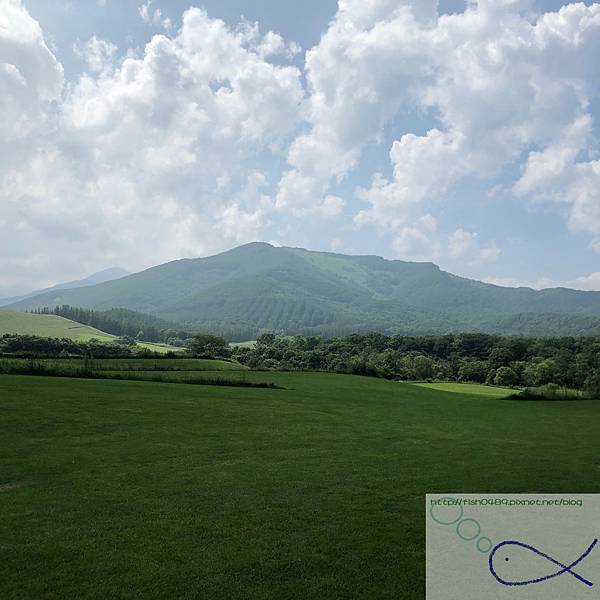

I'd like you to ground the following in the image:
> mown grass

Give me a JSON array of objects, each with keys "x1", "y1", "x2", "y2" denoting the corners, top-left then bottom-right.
[
  {"x1": 413, "y1": 382, "x2": 514, "y2": 398},
  {"x1": 1, "y1": 373, "x2": 599, "y2": 599}
]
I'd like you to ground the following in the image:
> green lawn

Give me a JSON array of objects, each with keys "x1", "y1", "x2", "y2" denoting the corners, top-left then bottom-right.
[
  {"x1": 1, "y1": 372, "x2": 599, "y2": 599},
  {"x1": 413, "y1": 381, "x2": 515, "y2": 397}
]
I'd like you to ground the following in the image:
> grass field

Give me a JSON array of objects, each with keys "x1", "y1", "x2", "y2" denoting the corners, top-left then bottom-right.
[
  {"x1": 0, "y1": 309, "x2": 115, "y2": 341},
  {"x1": 1, "y1": 370, "x2": 599, "y2": 599},
  {"x1": 413, "y1": 382, "x2": 515, "y2": 397},
  {"x1": 0, "y1": 310, "x2": 184, "y2": 354}
]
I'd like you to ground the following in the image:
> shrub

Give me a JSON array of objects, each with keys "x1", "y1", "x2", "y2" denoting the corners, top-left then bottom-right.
[{"x1": 494, "y1": 366, "x2": 518, "y2": 387}]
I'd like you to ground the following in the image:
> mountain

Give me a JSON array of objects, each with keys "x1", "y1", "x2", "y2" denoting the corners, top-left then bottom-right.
[
  {"x1": 6, "y1": 243, "x2": 600, "y2": 337},
  {"x1": 0, "y1": 267, "x2": 130, "y2": 307}
]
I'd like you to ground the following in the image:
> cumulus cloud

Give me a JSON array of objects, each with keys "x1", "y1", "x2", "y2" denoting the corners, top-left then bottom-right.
[
  {"x1": 0, "y1": 4, "x2": 304, "y2": 295},
  {"x1": 74, "y1": 36, "x2": 117, "y2": 74},
  {"x1": 3, "y1": 0, "x2": 600, "y2": 296},
  {"x1": 0, "y1": 0, "x2": 63, "y2": 141},
  {"x1": 448, "y1": 228, "x2": 500, "y2": 264},
  {"x1": 514, "y1": 114, "x2": 600, "y2": 241},
  {"x1": 278, "y1": 0, "x2": 600, "y2": 254}
]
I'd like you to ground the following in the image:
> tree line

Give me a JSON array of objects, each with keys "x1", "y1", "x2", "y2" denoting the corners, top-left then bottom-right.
[
  {"x1": 231, "y1": 332, "x2": 600, "y2": 394},
  {"x1": 0, "y1": 334, "x2": 169, "y2": 358},
  {"x1": 3, "y1": 329, "x2": 599, "y2": 396}
]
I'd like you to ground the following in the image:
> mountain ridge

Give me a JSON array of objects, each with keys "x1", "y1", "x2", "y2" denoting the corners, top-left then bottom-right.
[
  {"x1": 6, "y1": 242, "x2": 600, "y2": 337},
  {"x1": 0, "y1": 267, "x2": 130, "y2": 308}
]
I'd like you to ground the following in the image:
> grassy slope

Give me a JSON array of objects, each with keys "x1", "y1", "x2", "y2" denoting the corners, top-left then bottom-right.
[
  {"x1": 0, "y1": 309, "x2": 114, "y2": 341},
  {"x1": 1, "y1": 373, "x2": 599, "y2": 599},
  {"x1": 0, "y1": 310, "x2": 184, "y2": 354}
]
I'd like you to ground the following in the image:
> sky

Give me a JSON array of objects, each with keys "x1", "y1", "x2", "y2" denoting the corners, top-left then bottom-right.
[{"x1": 1, "y1": 0, "x2": 600, "y2": 297}]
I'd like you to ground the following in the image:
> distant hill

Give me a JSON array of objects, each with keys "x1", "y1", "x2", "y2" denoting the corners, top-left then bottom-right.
[
  {"x1": 0, "y1": 267, "x2": 130, "y2": 307},
  {"x1": 0, "y1": 310, "x2": 115, "y2": 342},
  {"x1": 6, "y1": 243, "x2": 600, "y2": 337}
]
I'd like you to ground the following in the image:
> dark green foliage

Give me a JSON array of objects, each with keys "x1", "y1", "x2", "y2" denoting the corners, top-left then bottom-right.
[
  {"x1": 187, "y1": 333, "x2": 232, "y2": 359},
  {"x1": 493, "y1": 366, "x2": 519, "y2": 387},
  {"x1": 509, "y1": 384, "x2": 589, "y2": 401},
  {"x1": 584, "y1": 372, "x2": 600, "y2": 398},
  {"x1": 233, "y1": 332, "x2": 600, "y2": 390},
  {"x1": 8, "y1": 243, "x2": 600, "y2": 337},
  {"x1": 0, "y1": 334, "x2": 162, "y2": 358}
]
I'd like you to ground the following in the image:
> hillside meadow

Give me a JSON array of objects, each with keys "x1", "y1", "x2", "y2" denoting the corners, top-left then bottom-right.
[
  {"x1": 1, "y1": 368, "x2": 599, "y2": 599},
  {"x1": 0, "y1": 310, "x2": 182, "y2": 354},
  {"x1": 0, "y1": 309, "x2": 114, "y2": 342}
]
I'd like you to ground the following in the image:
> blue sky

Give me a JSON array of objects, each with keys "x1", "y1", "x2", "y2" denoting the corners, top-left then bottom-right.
[{"x1": 1, "y1": 0, "x2": 600, "y2": 296}]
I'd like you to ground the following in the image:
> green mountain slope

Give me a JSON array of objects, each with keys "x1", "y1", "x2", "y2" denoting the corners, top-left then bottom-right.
[{"x1": 7, "y1": 243, "x2": 600, "y2": 336}]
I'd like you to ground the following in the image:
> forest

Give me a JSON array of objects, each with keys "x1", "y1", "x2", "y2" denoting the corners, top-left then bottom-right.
[{"x1": 232, "y1": 332, "x2": 600, "y2": 394}]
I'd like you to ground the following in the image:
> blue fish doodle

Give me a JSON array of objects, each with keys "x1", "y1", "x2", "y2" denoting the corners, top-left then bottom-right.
[{"x1": 489, "y1": 538, "x2": 597, "y2": 587}]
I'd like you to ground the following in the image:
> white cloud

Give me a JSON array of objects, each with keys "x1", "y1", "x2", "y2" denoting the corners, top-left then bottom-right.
[
  {"x1": 235, "y1": 19, "x2": 301, "y2": 59},
  {"x1": 479, "y1": 244, "x2": 501, "y2": 264},
  {"x1": 2, "y1": 0, "x2": 600, "y2": 296},
  {"x1": 74, "y1": 36, "x2": 117, "y2": 74},
  {"x1": 448, "y1": 228, "x2": 476, "y2": 258},
  {"x1": 448, "y1": 229, "x2": 500, "y2": 264},
  {"x1": 390, "y1": 213, "x2": 440, "y2": 261},
  {"x1": 0, "y1": 4, "x2": 304, "y2": 295},
  {"x1": 484, "y1": 272, "x2": 600, "y2": 291},
  {"x1": 514, "y1": 114, "x2": 600, "y2": 238},
  {"x1": 275, "y1": 170, "x2": 344, "y2": 217},
  {"x1": 276, "y1": 0, "x2": 600, "y2": 252},
  {"x1": 0, "y1": 0, "x2": 64, "y2": 141},
  {"x1": 138, "y1": 1, "x2": 171, "y2": 30}
]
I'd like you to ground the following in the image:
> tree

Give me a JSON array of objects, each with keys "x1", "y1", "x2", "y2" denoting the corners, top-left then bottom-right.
[
  {"x1": 523, "y1": 358, "x2": 556, "y2": 387},
  {"x1": 458, "y1": 359, "x2": 488, "y2": 383},
  {"x1": 494, "y1": 366, "x2": 518, "y2": 387},
  {"x1": 584, "y1": 371, "x2": 600, "y2": 398},
  {"x1": 257, "y1": 333, "x2": 276, "y2": 346},
  {"x1": 412, "y1": 355, "x2": 435, "y2": 380},
  {"x1": 488, "y1": 347, "x2": 514, "y2": 369},
  {"x1": 187, "y1": 334, "x2": 231, "y2": 359}
]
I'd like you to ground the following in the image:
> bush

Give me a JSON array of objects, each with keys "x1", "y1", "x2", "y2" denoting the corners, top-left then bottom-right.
[
  {"x1": 187, "y1": 334, "x2": 232, "y2": 359},
  {"x1": 494, "y1": 366, "x2": 518, "y2": 387},
  {"x1": 584, "y1": 372, "x2": 600, "y2": 399}
]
